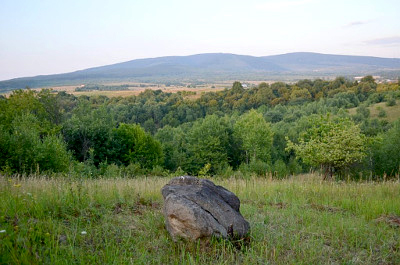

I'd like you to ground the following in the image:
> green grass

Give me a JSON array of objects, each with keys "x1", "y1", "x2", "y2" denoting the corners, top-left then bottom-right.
[
  {"x1": 1, "y1": 174, "x2": 400, "y2": 264},
  {"x1": 348, "y1": 100, "x2": 400, "y2": 122}
]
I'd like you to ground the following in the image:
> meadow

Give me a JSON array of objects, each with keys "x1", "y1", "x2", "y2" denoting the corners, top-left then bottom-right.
[{"x1": 1, "y1": 174, "x2": 399, "y2": 264}]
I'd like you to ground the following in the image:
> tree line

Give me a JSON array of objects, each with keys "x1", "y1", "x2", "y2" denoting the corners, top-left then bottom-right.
[{"x1": 0, "y1": 76, "x2": 399, "y2": 179}]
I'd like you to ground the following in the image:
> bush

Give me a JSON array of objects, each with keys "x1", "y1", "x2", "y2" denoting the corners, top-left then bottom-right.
[
  {"x1": 123, "y1": 163, "x2": 145, "y2": 177},
  {"x1": 239, "y1": 160, "x2": 271, "y2": 177},
  {"x1": 273, "y1": 159, "x2": 288, "y2": 179},
  {"x1": 386, "y1": 97, "x2": 396, "y2": 106},
  {"x1": 217, "y1": 165, "x2": 235, "y2": 178},
  {"x1": 377, "y1": 108, "x2": 387, "y2": 118},
  {"x1": 1, "y1": 114, "x2": 72, "y2": 174},
  {"x1": 103, "y1": 164, "x2": 122, "y2": 178},
  {"x1": 372, "y1": 120, "x2": 400, "y2": 177},
  {"x1": 149, "y1": 165, "x2": 167, "y2": 177},
  {"x1": 287, "y1": 158, "x2": 303, "y2": 175},
  {"x1": 70, "y1": 161, "x2": 97, "y2": 178},
  {"x1": 170, "y1": 167, "x2": 186, "y2": 177}
]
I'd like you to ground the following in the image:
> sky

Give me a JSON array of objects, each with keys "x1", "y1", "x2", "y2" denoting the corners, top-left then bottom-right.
[{"x1": 0, "y1": 0, "x2": 399, "y2": 81}]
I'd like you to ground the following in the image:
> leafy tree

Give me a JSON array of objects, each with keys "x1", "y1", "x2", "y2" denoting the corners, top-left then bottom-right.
[
  {"x1": 372, "y1": 120, "x2": 400, "y2": 176},
  {"x1": 231, "y1": 81, "x2": 244, "y2": 93},
  {"x1": 1, "y1": 113, "x2": 71, "y2": 173},
  {"x1": 0, "y1": 89, "x2": 55, "y2": 134},
  {"x1": 114, "y1": 123, "x2": 163, "y2": 169},
  {"x1": 357, "y1": 75, "x2": 377, "y2": 95},
  {"x1": 186, "y1": 115, "x2": 233, "y2": 174},
  {"x1": 62, "y1": 102, "x2": 115, "y2": 164},
  {"x1": 234, "y1": 109, "x2": 273, "y2": 164},
  {"x1": 155, "y1": 125, "x2": 188, "y2": 171},
  {"x1": 286, "y1": 115, "x2": 368, "y2": 179}
]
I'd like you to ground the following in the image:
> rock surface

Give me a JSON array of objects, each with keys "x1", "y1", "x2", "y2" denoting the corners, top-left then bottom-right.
[{"x1": 161, "y1": 176, "x2": 250, "y2": 241}]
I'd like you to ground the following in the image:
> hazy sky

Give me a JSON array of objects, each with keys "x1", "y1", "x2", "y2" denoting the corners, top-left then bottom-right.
[{"x1": 1, "y1": 0, "x2": 399, "y2": 80}]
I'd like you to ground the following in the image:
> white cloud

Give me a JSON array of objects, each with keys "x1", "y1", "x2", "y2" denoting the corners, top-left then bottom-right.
[
  {"x1": 365, "y1": 36, "x2": 400, "y2": 46},
  {"x1": 343, "y1": 20, "x2": 371, "y2": 28}
]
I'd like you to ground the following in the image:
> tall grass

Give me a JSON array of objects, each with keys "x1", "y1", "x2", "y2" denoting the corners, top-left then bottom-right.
[{"x1": 1, "y1": 174, "x2": 399, "y2": 264}]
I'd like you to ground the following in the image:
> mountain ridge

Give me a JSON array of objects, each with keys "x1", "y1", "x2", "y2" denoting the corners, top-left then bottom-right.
[{"x1": 1, "y1": 52, "x2": 400, "y2": 92}]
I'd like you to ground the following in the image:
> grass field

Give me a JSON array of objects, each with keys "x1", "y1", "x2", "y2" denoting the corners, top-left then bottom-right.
[
  {"x1": 36, "y1": 83, "x2": 229, "y2": 98},
  {"x1": 1, "y1": 174, "x2": 399, "y2": 264},
  {"x1": 348, "y1": 100, "x2": 400, "y2": 122}
]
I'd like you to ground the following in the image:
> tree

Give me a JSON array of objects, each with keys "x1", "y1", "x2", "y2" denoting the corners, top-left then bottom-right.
[
  {"x1": 286, "y1": 115, "x2": 368, "y2": 179},
  {"x1": 155, "y1": 125, "x2": 188, "y2": 171},
  {"x1": 234, "y1": 109, "x2": 273, "y2": 164},
  {"x1": 1, "y1": 113, "x2": 71, "y2": 173},
  {"x1": 231, "y1": 81, "x2": 244, "y2": 93},
  {"x1": 186, "y1": 115, "x2": 232, "y2": 175},
  {"x1": 372, "y1": 119, "x2": 400, "y2": 176},
  {"x1": 62, "y1": 102, "x2": 115, "y2": 164},
  {"x1": 357, "y1": 75, "x2": 377, "y2": 95},
  {"x1": 114, "y1": 123, "x2": 163, "y2": 169}
]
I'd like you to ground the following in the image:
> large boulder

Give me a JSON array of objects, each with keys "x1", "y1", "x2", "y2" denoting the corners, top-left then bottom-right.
[{"x1": 161, "y1": 176, "x2": 250, "y2": 241}]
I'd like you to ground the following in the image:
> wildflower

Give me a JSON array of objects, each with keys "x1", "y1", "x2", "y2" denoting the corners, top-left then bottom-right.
[
  {"x1": 0, "y1": 230, "x2": 5, "y2": 233},
  {"x1": 81, "y1": 231, "x2": 87, "y2": 235}
]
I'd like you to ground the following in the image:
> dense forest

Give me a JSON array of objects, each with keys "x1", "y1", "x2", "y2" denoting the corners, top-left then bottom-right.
[{"x1": 1, "y1": 76, "x2": 399, "y2": 180}]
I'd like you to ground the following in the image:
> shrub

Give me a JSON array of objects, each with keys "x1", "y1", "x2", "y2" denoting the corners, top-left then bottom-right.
[
  {"x1": 378, "y1": 108, "x2": 387, "y2": 118},
  {"x1": 239, "y1": 160, "x2": 270, "y2": 177},
  {"x1": 149, "y1": 165, "x2": 167, "y2": 177},
  {"x1": 103, "y1": 164, "x2": 122, "y2": 178},
  {"x1": 273, "y1": 159, "x2": 288, "y2": 179},
  {"x1": 386, "y1": 97, "x2": 396, "y2": 106},
  {"x1": 124, "y1": 163, "x2": 145, "y2": 177}
]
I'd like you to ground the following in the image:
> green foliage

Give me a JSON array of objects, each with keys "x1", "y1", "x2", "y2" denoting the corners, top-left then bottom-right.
[
  {"x1": 231, "y1": 81, "x2": 244, "y2": 93},
  {"x1": 187, "y1": 115, "x2": 233, "y2": 175},
  {"x1": 273, "y1": 159, "x2": 288, "y2": 178},
  {"x1": 62, "y1": 101, "x2": 116, "y2": 164},
  {"x1": 114, "y1": 123, "x2": 163, "y2": 169},
  {"x1": 124, "y1": 162, "x2": 145, "y2": 177},
  {"x1": 155, "y1": 125, "x2": 187, "y2": 171},
  {"x1": 239, "y1": 159, "x2": 270, "y2": 177},
  {"x1": 378, "y1": 107, "x2": 387, "y2": 118},
  {"x1": 1, "y1": 113, "x2": 71, "y2": 174},
  {"x1": 372, "y1": 120, "x2": 400, "y2": 176},
  {"x1": 234, "y1": 109, "x2": 273, "y2": 164},
  {"x1": 0, "y1": 77, "x2": 398, "y2": 178},
  {"x1": 356, "y1": 104, "x2": 370, "y2": 119},
  {"x1": 386, "y1": 97, "x2": 396, "y2": 106},
  {"x1": 287, "y1": 115, "x2": 368, "y2": 178}
]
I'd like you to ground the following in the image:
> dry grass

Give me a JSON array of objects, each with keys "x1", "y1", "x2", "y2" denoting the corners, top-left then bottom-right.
[{"x1": 48, "y1": 84, "x2": 227, "y2": 98}]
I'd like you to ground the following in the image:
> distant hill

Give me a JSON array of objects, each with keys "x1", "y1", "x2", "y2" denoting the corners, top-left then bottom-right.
[{"x1": 1, "y1": 52, "x2": 400, "y2": 92}]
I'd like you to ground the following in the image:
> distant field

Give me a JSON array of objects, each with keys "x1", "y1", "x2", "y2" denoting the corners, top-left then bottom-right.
[
  {"x1": 348, "y1": 100, "x2": 400, "y2": 122},
  {"x1": 36, "y1": 82, "x2": 232, "y2": 98},
  {"x1": 71, "y1": 86, "x2": 226, "y2": 98},
  {"x1": 1, "y1": 174, "x2": 399, "y2": 264},
  {"x1": 2, "y1": 80, "x2": 282, "y2": 98}
]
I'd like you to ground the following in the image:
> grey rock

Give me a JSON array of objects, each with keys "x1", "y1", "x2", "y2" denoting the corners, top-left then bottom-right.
[{"x1": 161, "y1": 176, "x2": 250, "y2": 241}]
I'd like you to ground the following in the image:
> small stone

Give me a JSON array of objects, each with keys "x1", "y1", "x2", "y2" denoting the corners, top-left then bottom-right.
[{"x1": 58, "y1": 234, "x2": 67, "y2": 244}]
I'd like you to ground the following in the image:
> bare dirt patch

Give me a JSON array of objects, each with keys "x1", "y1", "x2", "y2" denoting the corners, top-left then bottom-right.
[{"x1": 375, "y1": 214, "x2": 400, "y2": 228}]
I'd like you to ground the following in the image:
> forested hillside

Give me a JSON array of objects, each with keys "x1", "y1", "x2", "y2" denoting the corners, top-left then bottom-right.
[
  {"x1": 1, "y1": 76, "x2": 399, "y2": 179},
  {"x1": 2, "y1": 53, "x2": 400, "y2": 91}
]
